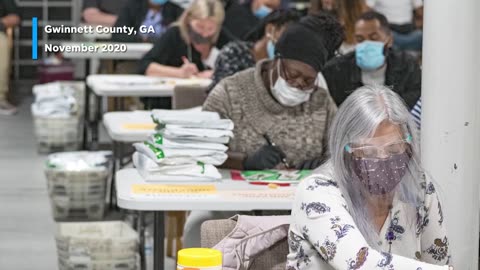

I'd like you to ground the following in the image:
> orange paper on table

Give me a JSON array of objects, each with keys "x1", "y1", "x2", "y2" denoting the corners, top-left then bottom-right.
[
  {"x1": 122, "y1": 123, "x2": 156, "y2": 130},
  {"x1": 131, "y1": 184, "x2": 217, "y2": 195}
]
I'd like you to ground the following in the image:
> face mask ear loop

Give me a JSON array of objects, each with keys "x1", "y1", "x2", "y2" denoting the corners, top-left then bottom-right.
[
  {"x1": 405, "y1": 134, "x2": 413, "y2": 143},
  {"x1": 266, "y1": 26, "x2": 274, "y2": 40},
  {"x1": 345, "y1": 144, "x2": 352, "y2": 153},
  {"x1": 271, "y1": 59, "x2": 282, "y2": 88},
  {"x1": 269, "y1": 65, "x2": 274, "y2": 90},
  {"x1": 277, "y1": 58, "x2": 282, "y2": 79}
]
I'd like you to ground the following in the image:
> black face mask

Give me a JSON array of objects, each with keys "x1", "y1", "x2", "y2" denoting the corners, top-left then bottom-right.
[{"x1": 188, "y1": 27, "x2": 213, "y2": 44}]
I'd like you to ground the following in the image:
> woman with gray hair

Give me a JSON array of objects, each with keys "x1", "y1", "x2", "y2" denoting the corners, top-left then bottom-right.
[{"x1": 287, "y1": 85, "x2": 453, "y2": 269}]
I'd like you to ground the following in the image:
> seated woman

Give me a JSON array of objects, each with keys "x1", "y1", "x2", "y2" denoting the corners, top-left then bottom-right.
[
  {"x1": 204, "y1": 14, "x2": 341, "y2": 171},
  {"x1": 287, "y1": 85, "x2": 452, "y2": 269},
  {"x1": 139, "y1": 0, "x2": 232, "y2": 79},
  {"x1": 181, "y1": 15, "x2": 342, "y2": 249},
  {"x1": 138, "y1": 0, "x2": 232, "y2": 109},
  {"x1": 111, "y1": 0, "x2": 183, "y2": 43},
  {"x1": 208, "y1": 9, "x2": 300, "y2": 91}
]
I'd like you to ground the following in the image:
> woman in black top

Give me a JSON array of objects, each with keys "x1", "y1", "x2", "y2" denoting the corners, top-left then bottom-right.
[
  {"x1": 139, "y1": 0, "x2": 233, "y2": 79},
  {"x1": 111, "y1": 0, "x2": 183, "y2": 43}
]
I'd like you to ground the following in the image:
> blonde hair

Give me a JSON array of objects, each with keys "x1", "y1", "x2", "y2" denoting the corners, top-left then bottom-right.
[
  {"x1": 337, "y1": 0, "x2": 368, "y2": 44},
  {"x1": 177, "y1": 0, "x2": 225, "y2": 44}
]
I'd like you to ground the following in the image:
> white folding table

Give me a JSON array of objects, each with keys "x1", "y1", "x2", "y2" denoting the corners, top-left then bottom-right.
[
  {"x1": 103, "y1": 110, "x2": 156, "y2": 142},
  {"x1": 102, "y1": 108, "x2": 204, "y2": 207},
  {"x1": 61, "y1": 42, "x2": 153, "y2": 75},
  {"x1": 87, "y1": 75, "x2": 211, "y2": 97},
  {"x1": 83, "y1": 75, "x2": 210, "y2": 149},
  {"x1": 102, "y1": 110, "x2": 156, "y2": 206},
  {"x1": 116, "y1": 168, "x2": 296, "y2": 270}
]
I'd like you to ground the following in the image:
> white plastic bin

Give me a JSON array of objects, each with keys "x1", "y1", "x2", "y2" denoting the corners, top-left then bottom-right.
[
  {"x1": 55, "y1": 221, "x2": 139, "y2": 269},
  {"x1": 33, "y1": 115, "x2": 82, "y2": 153},
  {"x1": 45, "y1": 151, "x2": 111, "y2": 220},
  {"x1": 32, "y1": 81, "x2": 85, "y2": 153},
  {"x1": 58, "y1": 255, "x2": 138, "y2": 270}
]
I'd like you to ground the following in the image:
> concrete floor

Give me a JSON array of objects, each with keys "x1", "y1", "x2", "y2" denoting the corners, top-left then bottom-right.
[
  {"x1": 0, "y1": 96, "x2": 58, "y2": 269},
  {"x1": 0, "y1": 91, "x2": 176, "y2": 269}
]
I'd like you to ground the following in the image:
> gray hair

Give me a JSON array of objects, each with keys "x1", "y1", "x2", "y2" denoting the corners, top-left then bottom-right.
[{"x1": 326, "y1": 85, "x2": 423, "y2": 249}]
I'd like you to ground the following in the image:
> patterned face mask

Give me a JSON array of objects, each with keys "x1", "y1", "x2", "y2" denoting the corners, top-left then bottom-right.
[{"x1": 350, "y1": 152, "x2": 410, "y2": 195}]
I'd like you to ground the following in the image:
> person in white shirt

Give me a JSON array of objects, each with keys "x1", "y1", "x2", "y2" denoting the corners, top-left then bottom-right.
[
  {"x1": 366, "y1": 0, "x2": 423, "y2": 51},
  {"x1": 287, "y1": 85, "x2": 453, "y2": 270}
]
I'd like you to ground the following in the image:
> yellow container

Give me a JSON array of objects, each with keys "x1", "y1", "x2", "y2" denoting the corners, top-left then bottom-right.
[{"x1": 177, "y1": 248, "x2": 222, "y2": 270}]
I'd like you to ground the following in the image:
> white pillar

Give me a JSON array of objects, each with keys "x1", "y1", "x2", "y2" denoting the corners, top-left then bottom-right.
[{"x1": 421, "y1": 0, "x2": 480, "y2": 269}]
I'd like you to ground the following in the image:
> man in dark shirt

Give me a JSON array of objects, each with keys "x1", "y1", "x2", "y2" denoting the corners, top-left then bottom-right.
[
  {"x1": 323, "y1": 11, "x2": 421, "y2": 109},
  {"x1": 222, "y1": 0, "x2": 281, "y2": 40},
  {"x1": 0, "y1": 0, "x2": 20, "y2": 115},
  {"x1": 82, "y1": 0, "x2": 129, "y2": 27},
  {"x1": 111, "y1": 0, "x2": 183, "y2": 43}
]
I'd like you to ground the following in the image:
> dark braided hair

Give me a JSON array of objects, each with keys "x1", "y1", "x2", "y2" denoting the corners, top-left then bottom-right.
[
  {"x1": 299, "y1": 12, "x2": 345, "y2": 59},
  {"x1": 244, "y1": 9, "x2": 301, "y2": 42}
]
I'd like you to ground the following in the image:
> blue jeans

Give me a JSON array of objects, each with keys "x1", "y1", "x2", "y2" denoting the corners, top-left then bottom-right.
[{"x1": 393, "y1": 30, "x2": 423, "y2": 51}]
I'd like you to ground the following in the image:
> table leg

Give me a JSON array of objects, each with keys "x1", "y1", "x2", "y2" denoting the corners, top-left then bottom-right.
[
  {"x1": 110, "y1": 141, "x2": 118, "y2": 209},
  {"x1": 119, "y1": 140, "x2": 124, "y2": 168},
  {"x1": 91, "y1": 94, "x2": 102, "y2": 150},
  {"x1": 89, "y1": 58, "x2": 100, "y2": 75},
  {"x1": 120, "y1": 97, "x2": 126, "y2": 111},
  {"x1": 82, "y1": 85, "x2": 91, "y2": 150},
  {"x1": 154, "y1": 212, "x2": 165, "y2": 270},
  {"x1": 138, "y1": 212, "x2": 146, "y2": 270}
]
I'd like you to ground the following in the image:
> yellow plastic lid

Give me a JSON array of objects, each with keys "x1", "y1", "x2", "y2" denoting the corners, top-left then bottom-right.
[{"x1": 177, "y1": 248, "x2": 222, "y2": 267}]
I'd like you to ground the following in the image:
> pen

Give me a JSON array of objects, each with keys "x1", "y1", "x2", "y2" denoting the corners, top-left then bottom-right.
[
  {"x1": 181, "y1": 56, "x2": 190, "y2": 65},
  {"x1": 181, "y1": 56, "x2": 199, "y2": 79},
  {"x1": 249, "y1": 182, "x2": 290, "y2": 187},
  {"x1": 263, "y1": 134, "x2": 290, "y2": 169}
]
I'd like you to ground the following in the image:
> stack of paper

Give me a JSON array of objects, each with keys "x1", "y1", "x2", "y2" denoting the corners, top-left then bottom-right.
[
  {"x1": 31, "y1": 82, "x2": 79, "y2": 118},
  {"x1": 132, "y1": 110, "x2": 233, "y2": 182}
]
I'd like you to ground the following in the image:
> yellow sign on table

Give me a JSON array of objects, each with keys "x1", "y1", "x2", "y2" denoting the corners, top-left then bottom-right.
[
  {"x1": 131, "y1": 184, "x2": 217, "y2": 195},
  {"x1": 223, "y1": 190, "x2": 295, "y2": 199},
  {"x1": 122, "y1": 123, "x2": 156, "y2": 130}
]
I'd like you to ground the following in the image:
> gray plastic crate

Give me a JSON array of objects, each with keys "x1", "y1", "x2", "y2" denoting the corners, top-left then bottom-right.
[
  {"x1": 55, "y1": 222, "x2": 139, "y2": 270},
  {"x1": 45, "y1": 152, "x2": 111, "y2": 220}
]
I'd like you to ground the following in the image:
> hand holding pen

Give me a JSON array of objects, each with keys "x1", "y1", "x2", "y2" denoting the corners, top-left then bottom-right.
[
  {"x1": 180, "y1": 56, "x2": 199, "y2": 78},
  {"x1": 242, "y1": 134, "x2": 290, "y2": 170},
  {"x1": 263, "y1": 134, "x2": 290, "y2": 169}
]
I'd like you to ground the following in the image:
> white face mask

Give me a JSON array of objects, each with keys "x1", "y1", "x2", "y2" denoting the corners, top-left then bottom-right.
[{"x1": 270, "y1": 62, "x2": 315, "y2": 107}]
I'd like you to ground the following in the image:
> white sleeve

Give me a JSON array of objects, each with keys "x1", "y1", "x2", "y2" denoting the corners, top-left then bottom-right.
[
  {"x1": 412, "y1": 0, "x2": 423, "y2": 9},
  {"x1": 290, "y1": 175, "x2": 450, "y2": 270},
  {"x1": 419, "y1": 178, "x2": 452, "y2": 265}
]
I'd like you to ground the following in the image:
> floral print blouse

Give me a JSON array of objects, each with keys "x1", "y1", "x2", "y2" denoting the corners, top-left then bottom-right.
[{"x1": 287, "y1": 164, "x2": 451, "y2": 270}]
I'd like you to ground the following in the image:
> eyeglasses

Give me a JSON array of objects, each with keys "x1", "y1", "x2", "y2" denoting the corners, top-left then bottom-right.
[
  {"x1": 278, "y1": 60, "x2": 317, "y2": 90},
  {"x1": 345, "y1": 135, "x2": 412, "y2": 159}
]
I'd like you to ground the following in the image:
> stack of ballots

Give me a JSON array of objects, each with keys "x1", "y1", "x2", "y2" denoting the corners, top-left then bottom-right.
[{"x1": 133, "y1": 109, "x2": 234, "y2": 181}]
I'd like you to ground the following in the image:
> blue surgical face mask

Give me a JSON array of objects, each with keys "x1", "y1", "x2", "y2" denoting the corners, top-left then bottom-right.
[
  {"x1": 151, "y1": 0, "x2": 168, "y2": 5},
  {"x1": 267, "y1": 40, "x2": 275, "y2": 59},
  {"x1": 355, "y1": 40, "x2": 386, "y2": 71},
  {"x1": 254, "y1": 5, "x2": 272, "y2": 19}
]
